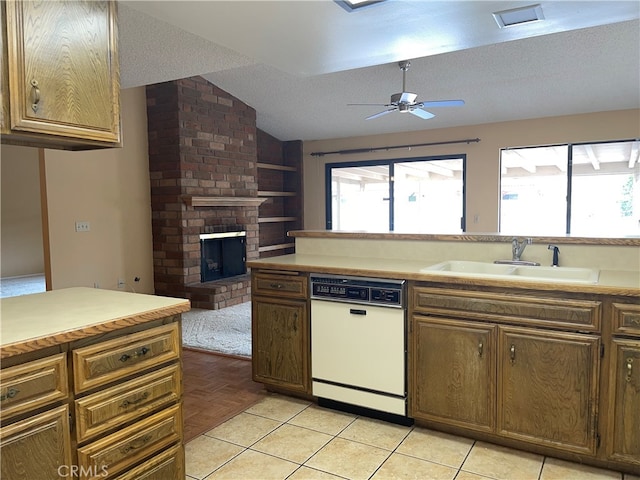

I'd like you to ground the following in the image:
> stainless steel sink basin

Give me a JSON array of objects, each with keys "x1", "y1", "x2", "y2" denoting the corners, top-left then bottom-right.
[{"x1": 420, "y1": 260, "x2": 599, "y2": 284}]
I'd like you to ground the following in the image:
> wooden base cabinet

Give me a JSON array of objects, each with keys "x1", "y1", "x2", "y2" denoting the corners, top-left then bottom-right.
[
  {"x1": 411, "y1": 316, "x2": 496, "y2": 433},
  {"x1": 606, "y1": 302, "x2": 640, "y2": 468},
  {"x1": 251, "y1": 271, "x2": 310, "y2": 394},
  {"x1": 0, "y1": 317, "x2": 185, "y2": 480},
  {"x1": 607, "y1": 339, "x2": 640, "y2": 465},
  {"x1": 252, "y1": 297, "x2": 309, "y2": 393},
  {"x1": 410, "y1": 285, "x2": 603, "y2": 460},
  {"x1": 497, "y1": 326, "x2": 600, "y2": 455},
  {"x1": 0, "y1": 405, "x2": 73, "y2": 480},
  {"x1": 411, "y1": 314, "x2": 600, "y2": 455}
]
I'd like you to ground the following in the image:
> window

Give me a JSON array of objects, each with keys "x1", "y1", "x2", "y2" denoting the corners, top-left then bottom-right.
[
  {"x1": 500, "y1": 140, "x2": 639, "y2": 236},
  {"x1": 326, "y1": 156, "x2": 465, "y2": 232}
]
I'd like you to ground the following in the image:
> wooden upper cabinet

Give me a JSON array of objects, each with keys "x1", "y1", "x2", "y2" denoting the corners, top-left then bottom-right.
[{"x1": 2, "y1": 0, "x2": 121, "y2": 149}]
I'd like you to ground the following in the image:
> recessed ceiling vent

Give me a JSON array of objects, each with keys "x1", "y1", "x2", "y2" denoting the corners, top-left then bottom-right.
[{"x1": 493, "y1": 4, "x2": 544, "y2": 28}]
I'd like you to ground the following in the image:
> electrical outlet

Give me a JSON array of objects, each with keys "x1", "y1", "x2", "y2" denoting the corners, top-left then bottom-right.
[
  {"x1": 117, "y1": 278, "x2": 125, "y2": 289},
  {"x1": 75, "y1": 221, "x2": 90, "y2": 232}
]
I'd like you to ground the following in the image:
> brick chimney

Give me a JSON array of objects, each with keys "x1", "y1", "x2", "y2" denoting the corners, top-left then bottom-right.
[{"x1": 146, "y1": 76, "x2": 259, "y2": 309}]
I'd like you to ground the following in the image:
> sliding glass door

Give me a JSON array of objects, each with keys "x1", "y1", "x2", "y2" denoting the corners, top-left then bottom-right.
[{"x1": 327, "y1": 156, "x2": 465, "y2": 232}]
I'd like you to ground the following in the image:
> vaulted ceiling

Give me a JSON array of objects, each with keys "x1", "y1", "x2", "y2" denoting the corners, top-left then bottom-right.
[{"x1": 118, "y1": 1, "x2": 640, "y2": 142}]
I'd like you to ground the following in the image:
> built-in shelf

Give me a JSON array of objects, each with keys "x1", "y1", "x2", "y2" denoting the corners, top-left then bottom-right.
[
  {"x1": 258, "y1": 191, "x2": 297, "y2": 197},
  {"x1": 183, "y1": 196, "x2": 268, "y2": 207},
  {"x1": 258, "y1": 216, "x2": 298, "y2": 223},
  {"x1": 258, "y1": 243, "x2": 295, "y2": 253},
  {"x1": 256, "y1": 139, "x2": 302, "y2": 258},
  {"x1": 257, "y1": 162, "x2": 297, "y2": 172}
]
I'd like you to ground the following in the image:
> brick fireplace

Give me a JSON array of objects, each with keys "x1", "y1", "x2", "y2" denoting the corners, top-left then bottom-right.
[{"x1": 146, "y1": 76, "x2": 261, "y2": 309}]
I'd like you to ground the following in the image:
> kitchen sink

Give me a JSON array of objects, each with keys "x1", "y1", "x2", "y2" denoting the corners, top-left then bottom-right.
[
  {"x1": 421, "y1": 261, "x2": 516, "y2": 276},
  {"x1": 420, "y1": 260, "x2": 599, "y2": 284},
  {"x1": 511, "y1": 265, "x2": 599, "y2": 283}
]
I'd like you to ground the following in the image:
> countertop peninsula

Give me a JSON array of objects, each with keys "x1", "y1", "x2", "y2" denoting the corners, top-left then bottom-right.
[
  {"x1": 0, "y1": 287, "x2": 190, "y2": 359},
  {"x1": 247, "y1": 253, "x2": 640, "y2": 297}
]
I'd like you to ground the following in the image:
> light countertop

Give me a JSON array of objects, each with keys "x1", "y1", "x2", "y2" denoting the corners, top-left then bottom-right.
[
  {"x1": 247, "y1": 254, "x2": 640, "y2": 297},
  {"x1": 0, "y1": 287, "x2": 190, "y2": 359}
]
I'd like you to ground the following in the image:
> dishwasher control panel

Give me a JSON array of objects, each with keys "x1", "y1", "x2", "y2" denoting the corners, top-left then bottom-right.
[{"x1": 310, "y1": 274, "x2": 405, "y2": 307}]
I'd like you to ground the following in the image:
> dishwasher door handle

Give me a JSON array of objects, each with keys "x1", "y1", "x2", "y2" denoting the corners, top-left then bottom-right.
[{"x1": 349, "y1": 308, "x2": 367, "y2": 315}]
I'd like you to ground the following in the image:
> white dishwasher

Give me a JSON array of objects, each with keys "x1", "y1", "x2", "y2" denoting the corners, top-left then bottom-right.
[{"x1": 310, "y1": 274, "x2": 408, "y2": 421}]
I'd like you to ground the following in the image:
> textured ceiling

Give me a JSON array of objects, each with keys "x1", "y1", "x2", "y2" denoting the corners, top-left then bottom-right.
[{"x1": 118, "y1": 1, "x2": 640, "y2": 142}]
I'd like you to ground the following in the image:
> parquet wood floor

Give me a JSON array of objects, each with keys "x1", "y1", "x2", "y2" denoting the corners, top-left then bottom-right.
[{"x1": 182, "y1": 348, "x2": 267, "y2": 443}]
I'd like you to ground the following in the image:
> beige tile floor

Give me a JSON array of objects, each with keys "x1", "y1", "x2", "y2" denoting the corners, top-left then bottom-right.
[{"x1": 186, "y1": 393, "x2": 639, "y2": 480}]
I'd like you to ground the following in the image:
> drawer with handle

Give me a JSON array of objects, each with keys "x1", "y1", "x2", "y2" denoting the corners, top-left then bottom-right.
[
  {"x1": 253, "y1": 272, "x2": 307, "y2": 299},
  {"x1": 0, "y1": 352, "x2": 68, "y2": 419},
  {"x1": 612, "y1": 303, "x2": 640, "y2": 337},
  {"x1": 72, "y1": 323, "x2": 180, "y2": 394},
  {"x1": 75, "y1": 364, "x2": 182, "y2": 443},
  {"x1": 77, "y1": 403, "x2": 183, "y2": 480},
  {"x1": 413, "y1": 286, "x2": 601, "y2": 332},
  {"x1": 111, "y1": 443, "x2": 184, "y2": 480}
]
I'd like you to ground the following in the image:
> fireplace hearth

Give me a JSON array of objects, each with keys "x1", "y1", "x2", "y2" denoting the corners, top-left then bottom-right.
[{"x1": 200, "y1": 231, "x2": 247, "y2": 282}]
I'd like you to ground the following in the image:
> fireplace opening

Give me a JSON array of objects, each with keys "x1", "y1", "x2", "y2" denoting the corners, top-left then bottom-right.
[{"x1": 200, "y1": 231, "x2": 247, "y2": 282}]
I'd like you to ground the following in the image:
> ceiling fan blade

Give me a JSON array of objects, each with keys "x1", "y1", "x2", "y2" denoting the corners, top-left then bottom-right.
[
  {"x1": 366, "y1": 108, "x2": 396, "y2": 120},
  {"x1": 348, "y1": 103, "x2": 392, "y2": 106},
  {"x1": 410, "y1": 108, "x2": 435, "y2": 120},
  {"x1": 419, "y1": 99, "x2": 465, "y2": 108}
]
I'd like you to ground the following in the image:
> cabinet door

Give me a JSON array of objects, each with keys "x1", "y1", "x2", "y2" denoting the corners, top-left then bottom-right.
[
  {"x1": 252, "y1": 296, "x2": 309, "y2": 393},
  {"x1": 5, "y1": 0, "x2": 120, "y2": 143},
  {"x1": 607, "y1": 339, "x2": 640, "y2": 465},
  {"x1": 1, "y1": 2, "x2": 9, "y2": 135},
  {"x1": 410, "y1": 315, "x2": 496, "y2": 433},
  {"x1": 498, "y1": 326, "x2": 600, "y2": 455},
  {"x1": 0, "y1": 405, "x2": 72, "y2": 480}
]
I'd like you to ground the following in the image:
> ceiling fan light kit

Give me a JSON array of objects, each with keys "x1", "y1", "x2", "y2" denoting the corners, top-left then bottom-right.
[{"x1": 351, "y1": 60, "x2": 465, "y2": 121}]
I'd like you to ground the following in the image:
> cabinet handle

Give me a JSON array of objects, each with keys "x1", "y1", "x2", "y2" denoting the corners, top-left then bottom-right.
[
  {"x1": 119, "y1": 346, "x2": 150, "y2": 362},
  {"x1": 119, "y1": 391, "x2": 150, "y2": 409},
  {"x1": 478, "y1": 341, "x2": 484, "y2": 358},
  {"x1": 0, "y1": 387, "x2": 20, "y2": 402},
  {"x1": 269, "y1": 283, "x2": 284, "y2": 289},
  {"x1": 30, "y1": 80, "x2": 40, "y2": 113},
  {"x1": 626, "y1": 358, "x2": 634, "y2": 382},
  {"x1": 509, "y1": 344, "x2": 516, "y2": 364},
  {"x1": 119, "y1": 434, "x2": 152, "y2": 454}
]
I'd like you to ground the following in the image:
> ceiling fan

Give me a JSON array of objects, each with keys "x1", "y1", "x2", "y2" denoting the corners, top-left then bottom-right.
[{"x1": 350, "y1": 60, "x2": 465, "y2": 120}]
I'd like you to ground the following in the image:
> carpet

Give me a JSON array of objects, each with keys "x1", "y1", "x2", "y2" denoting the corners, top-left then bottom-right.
[
  {"x1": 181, "y1": 302, "x2": 251, "y2": 357},
  {"x1": 0, "y1": 274, "x2": 46, "y2": 298}
]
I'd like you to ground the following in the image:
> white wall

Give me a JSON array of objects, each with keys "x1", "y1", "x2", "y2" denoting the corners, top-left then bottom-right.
[{"x1": 42, "y1": 87, "x2": 155, "y2": 294}]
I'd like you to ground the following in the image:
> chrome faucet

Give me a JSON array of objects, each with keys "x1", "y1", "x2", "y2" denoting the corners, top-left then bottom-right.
[{"x1": 512, "y1": 237, "x2": 532, "y2": 261}]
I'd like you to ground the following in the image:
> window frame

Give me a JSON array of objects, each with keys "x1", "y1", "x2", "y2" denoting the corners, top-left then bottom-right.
[
  {"x1": 325, "y1": 154, "x2": 467, "y2": 232},
  {"x1": 499, "y1": 138, "x2": 638, "y2": 235}
]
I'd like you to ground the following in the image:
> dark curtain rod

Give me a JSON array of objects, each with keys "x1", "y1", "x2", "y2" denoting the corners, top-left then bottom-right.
[{"x1": 310, "y1": 137, "x2": 481, "y2": 157}]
